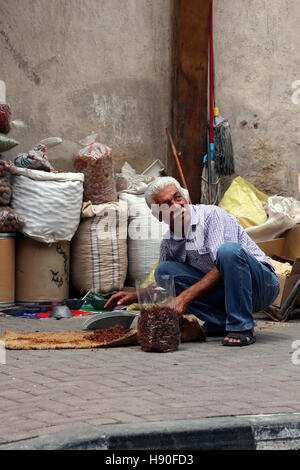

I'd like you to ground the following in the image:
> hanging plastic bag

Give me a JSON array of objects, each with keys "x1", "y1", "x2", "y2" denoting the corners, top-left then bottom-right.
[
  {"x1": 137, "y1": 277, "x2": 180, "y2": 353},
  {"x1": 0, "y1": 134, "x2": 19, "y2": 152},
  {"x1": 0, "y1": 82, "x2": 11, "y2": 135},
  {"x1": 0, "y1": 102, "x2": 11, "y2": 134},
  {"x1": 74, "y1": 133, "x2": 117, "y2": 204}
]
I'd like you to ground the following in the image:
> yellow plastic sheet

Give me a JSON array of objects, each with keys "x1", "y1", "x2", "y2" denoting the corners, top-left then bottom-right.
[{"x1": 218, "y1": 176, "x2": 269, "y2": 228}]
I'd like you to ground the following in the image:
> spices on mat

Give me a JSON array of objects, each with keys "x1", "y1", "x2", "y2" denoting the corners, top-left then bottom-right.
[
  {"x1": 11, "y1": 325, "x2": 131, "y2": 346},
  {"x1": 0, "y1": 103, "x2": 11, "y2": 134},
  {"x1": 0, "y1": 206, "x2": 24, "y2": 233},
  {"x1": 74, "y1": 153, "x2": 117, "y2": 204},
  {"x1": 137, "y1": 306, "x2": 180, "y2": 353},
  {"x1": 87, "y1": 325, "x2": 131, "y2": 343}
]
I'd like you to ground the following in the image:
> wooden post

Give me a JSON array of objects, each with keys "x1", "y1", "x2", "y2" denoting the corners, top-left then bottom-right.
[{"x1": 169, "y1": 0, "x2": 210, "y2": 203}]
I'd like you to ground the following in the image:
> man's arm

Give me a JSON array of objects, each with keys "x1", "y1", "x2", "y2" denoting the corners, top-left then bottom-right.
[{"x1": 175, "y1": 266, "x2": 223, "y2": 316}]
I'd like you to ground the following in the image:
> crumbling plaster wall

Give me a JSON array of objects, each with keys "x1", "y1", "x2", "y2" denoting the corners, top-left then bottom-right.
[
  {"x1": 1, "y1": 0, "x2": 299, "y2": 198},
  {"x1": 214, "y1": 0, "x2": 300, "y2": 198},
  {"x1": 0, "y1": 0, "x2": 172, "y2": 174}
]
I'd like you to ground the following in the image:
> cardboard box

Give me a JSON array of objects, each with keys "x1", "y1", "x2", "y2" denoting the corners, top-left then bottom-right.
[{"x1": 257, "y1": 225, "x2": 300, "y2": 307}]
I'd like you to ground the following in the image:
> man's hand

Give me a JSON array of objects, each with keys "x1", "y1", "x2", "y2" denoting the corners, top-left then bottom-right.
[
  {"x1": 167, "y1": 294, "x2": 189, "y2": 318},
  {"x1": 172, "y1": 267, "x2": 223, "y2": 317},
  {"x1": 104, "y1": 291, "x2": 138, "y2": 311}
]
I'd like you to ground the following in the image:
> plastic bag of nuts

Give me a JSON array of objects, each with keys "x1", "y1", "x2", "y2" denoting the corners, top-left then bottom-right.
[
  {"x1": 136, "y1": 277, "x2": 180, "y2": 353},
  {"x1": 0, "y1": 102, "x2": 11, "y2": 135},
  {"x1": 0, "y1": 159, "x2": 12, "y2": 205},
  {"x1": 0, "y1": 206, "x2": 24, "y2": 233},
  {"x1": 74, "y1": 133, "x2": 117, "y2": 204},
  {"x1": 0, "y1": 175, "x2": 12, "y2": 205},
  {"x1": 0, "y1": 158, "x2": 11, "y2": 177}
]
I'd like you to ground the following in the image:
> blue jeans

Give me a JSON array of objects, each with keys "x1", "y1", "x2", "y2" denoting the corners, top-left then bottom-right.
[{"x1": 154, "y1": 242, "x2": 280, "y2": 333}]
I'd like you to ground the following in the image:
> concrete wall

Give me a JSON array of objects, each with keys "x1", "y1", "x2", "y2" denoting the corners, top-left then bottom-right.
[
  {"x1": 214, "y1": 0, "x2": 300, "y2": 198},
  {"x1": 0, "y1": 0, "x2": 172, "y2": 174},
  {"x1": 1, "y1": 0, "x2": 299, "y2": 198}
]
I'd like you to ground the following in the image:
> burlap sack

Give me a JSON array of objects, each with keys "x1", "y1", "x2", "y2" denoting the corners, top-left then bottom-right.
[{"x1": 71, "y1": 200, "x2": 128, "y2": 295}]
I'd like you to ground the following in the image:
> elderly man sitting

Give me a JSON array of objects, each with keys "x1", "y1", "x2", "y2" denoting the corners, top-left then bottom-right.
[{"x1": 105, "y1": 177, "x2": 279, "y2": 347}]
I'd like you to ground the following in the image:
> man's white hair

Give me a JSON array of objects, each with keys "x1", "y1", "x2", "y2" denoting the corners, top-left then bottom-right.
[{"x1": 144, "y1": 176, "x2": 182, "y2": 208}]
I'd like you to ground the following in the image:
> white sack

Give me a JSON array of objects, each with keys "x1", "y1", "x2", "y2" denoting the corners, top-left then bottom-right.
[
  {"x1": 119, "y1": 192, "x2": 169, "y2": 286},
  {"x1": 11, "y1": 166, "x2": 84, "y2": 243}
]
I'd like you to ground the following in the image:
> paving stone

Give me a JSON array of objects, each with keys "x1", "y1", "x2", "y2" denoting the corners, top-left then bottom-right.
[
  {"x1": 1, "y1": 315, "x2": 300, "y2": 445},
  {"x1": 35, "y1": 422, "x2": 98, "y2": 438},
  {"x1": 85, "y1": 417, "x2": 119, "y2": 426},
  {"x1": 0, "y1": 389, "x2": 35, "y2": 401}
]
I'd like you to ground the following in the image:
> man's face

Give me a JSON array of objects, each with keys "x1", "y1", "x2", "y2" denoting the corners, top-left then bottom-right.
[{"x1": 152, "y1": 185, "x2": 190, "y2": 236}]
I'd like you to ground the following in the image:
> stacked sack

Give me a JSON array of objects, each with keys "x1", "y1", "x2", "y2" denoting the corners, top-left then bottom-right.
[
  {"x1": 0, "y1": 159, "x2": 23, "y2": 233},
  {"x1": 71, "y1": 201, "x2": 128, "y2": 295},
  {"x1": 71, "y1": 134, "x2": 128, "y2": 296},
  {"x1": 8, "y1": 140, "x2": 84, "y2": 305},
  {"x1": 117, "y1": 163, "x2": 189, "y2": 286}
]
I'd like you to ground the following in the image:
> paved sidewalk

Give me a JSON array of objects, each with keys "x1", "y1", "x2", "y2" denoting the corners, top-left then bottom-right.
[{"x1": 0, "y1": 312, "x2": 300, "y2": 448}]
